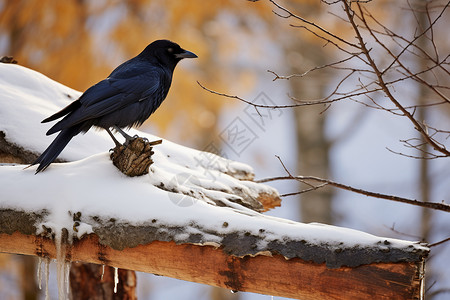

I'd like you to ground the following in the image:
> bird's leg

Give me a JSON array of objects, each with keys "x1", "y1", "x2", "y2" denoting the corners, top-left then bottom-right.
[
  {"x1": 113, "y1": 126, "x2": 136, "y2": 144},
  {"x1": 105, "y1": 128, "x2": 122, "y2": 147}
]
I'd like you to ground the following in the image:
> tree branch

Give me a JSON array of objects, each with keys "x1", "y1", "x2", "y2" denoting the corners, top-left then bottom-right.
[
  {"x1": 343, "y1": 0, "x2": 450, "y2": 157},
  {"x1": 257, "y1": 174, "x2": 450, "y2": 213},
  {"x1": 255, "y1": 156, "x2": 450, "y2": 213}
]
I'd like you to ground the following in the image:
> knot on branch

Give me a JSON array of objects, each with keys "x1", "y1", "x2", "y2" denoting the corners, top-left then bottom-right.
[{"x1": 110, "y1": 138, "x2": 161, "y2": 177}]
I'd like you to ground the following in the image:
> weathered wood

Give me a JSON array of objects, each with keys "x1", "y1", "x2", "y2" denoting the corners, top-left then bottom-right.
[
  {"x1": 110, "y1": 138, "x2": 161, "y2": 177},
  {"x1": 0, "y1": 131, "x2": 39, "y2": 164},
  {"x1": 0, "y1": 231, "x2": 424, "y2": 300},
  {"x1": 0, "y1": 55, "x2": 17, "y2": 64}
]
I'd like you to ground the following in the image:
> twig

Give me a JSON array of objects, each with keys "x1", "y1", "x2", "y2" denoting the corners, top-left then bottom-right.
[
  {"x1": 267, "y1": 55, "x2": 361, "y2": 81},
  {"x1": 385, "y1": 223, "x2": 423, "y2": 240},
  {"x1": 269, "y1": 0, "x2": 359, "y2": 49},
  {"x1": 429, "y1": 237, "x2": 450, "y2": 248},
  {"x1": 197, "y1": 81, "x2": 342, "y2": 109}
]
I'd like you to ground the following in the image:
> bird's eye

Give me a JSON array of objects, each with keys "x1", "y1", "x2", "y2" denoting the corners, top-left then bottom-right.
[{"x1": 168, "y1": 48, "x2": 173, "y2": 53}]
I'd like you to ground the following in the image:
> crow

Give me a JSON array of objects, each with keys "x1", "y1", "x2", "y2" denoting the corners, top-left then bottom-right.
[{"x1": 31, "y1": 39, "x2": 197, "y2": 173}]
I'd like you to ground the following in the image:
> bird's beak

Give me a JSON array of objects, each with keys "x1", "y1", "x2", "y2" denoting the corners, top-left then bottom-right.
[{"x1": 175, "y1": 50, "x2": 198, "y2": 59}]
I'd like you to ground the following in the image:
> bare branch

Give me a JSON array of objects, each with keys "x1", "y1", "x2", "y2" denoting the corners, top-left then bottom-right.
[
  {"x1": 264, "y1": 0, "x2": 450, "y2": 157},
  {"x1": 357, "y1": 4, "x2": 450, "y2": 105},
  {"x1": 254, "y1": 156, "x2": 450, "y2": 213},
  {"x1": 386, "y1": 147, "x2": 447, "y2": 160},
  {"x1": 385, "y1": 223, "x2": 423, "y2": 241},
  {"x1": 267, "y1": 55, "x2": 357, "y2": 81},
  {"x1": 197, "y1": 81, "x2": 343, "y2": 109},
  {"x1": 429, "y1": 237, "x2": 450, "y2": 248},
  {"x1": 269, "y1": 0, "x2": 360, "y2": 49},
  {"x1": 360, "y1": 3, "x2": 450, "y2": 79},
  {"x1": 343, "y1": 1, "x2": 450, "y2": 156}
]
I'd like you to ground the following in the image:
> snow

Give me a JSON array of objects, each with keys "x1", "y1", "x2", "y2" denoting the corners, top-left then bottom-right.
[
  {"x1": 0, "y1": 154, "x2": 427, "y2": 252},
  {"x1": 0, "y1": 64, "x2": 429, "y2": 298}
]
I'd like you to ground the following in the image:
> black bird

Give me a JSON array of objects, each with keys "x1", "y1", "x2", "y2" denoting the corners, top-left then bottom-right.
[{"x1": 31, "y1": 39, "x2": 197, "y2": 173}]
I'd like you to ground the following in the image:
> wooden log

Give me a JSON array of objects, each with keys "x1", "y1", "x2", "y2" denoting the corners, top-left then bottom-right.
[{"x1": 0, "y1": 231, "x2": 424, "y2": 300}]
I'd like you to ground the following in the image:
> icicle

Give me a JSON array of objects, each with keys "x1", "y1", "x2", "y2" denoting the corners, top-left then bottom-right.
[
  {"x1": 55, "y1": 229, "x2": 66, "y2": 300},
  {"x1": 114, "y1": 267, "x2": 119, "y2": 293},
  {"x1": 37, "y1": 257, "x2": 42, "y2": 290},
  {"x1": 101, "y1": 265, "x2": 105, "y2": 281},
  {"x1": 55, "y1": 229, "x2": 72, "y2": 300},
  {"x1": 64, "y1": 261, "x2": 71, "y2": 296},
  {"x1": 44, "y1": 258, "x2": 50, "y2": 300}
]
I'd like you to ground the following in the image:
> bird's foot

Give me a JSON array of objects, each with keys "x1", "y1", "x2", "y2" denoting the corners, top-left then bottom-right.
[
  {"x1": 134, "y1": 134, "x2": 148, "y2": 142},
  {"x1": 123, "y1": 134, "x2": 153, "y2": 146}
]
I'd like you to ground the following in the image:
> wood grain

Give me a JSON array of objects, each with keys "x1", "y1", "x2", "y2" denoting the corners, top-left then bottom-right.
[{"x1": 0, "y1": 231, "x2": 424, "y2": 300}]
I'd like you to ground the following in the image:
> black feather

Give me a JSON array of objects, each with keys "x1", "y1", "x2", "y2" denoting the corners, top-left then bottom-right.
[{"x1": 30, "y1": 39, "x2": 197, "y2": 173}]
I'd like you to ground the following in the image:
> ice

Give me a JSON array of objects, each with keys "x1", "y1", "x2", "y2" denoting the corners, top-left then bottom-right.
[
  {"x1": 37, "y1": 256, "x2": 42, "y2": 290},
  {"x1": 65, "y1": 262, "x2": 71, "y2": 296},
  {"x1": 114, "y1": 267, "x2": 119, "y2": 293},
  {"x1": 55, "y1": 229, "x2": 71, "y2": 300},
  {"x1": 101, "y1": 264, "x2": 105, "y2": 281}
]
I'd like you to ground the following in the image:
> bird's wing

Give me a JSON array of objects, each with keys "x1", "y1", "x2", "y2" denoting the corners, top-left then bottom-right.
[
  {"x1": 70, "y1": 69, "x2": 161, "y2": 123},
  {"x1": 45, "y1": 62, "x2": 165, "y2": 135}
]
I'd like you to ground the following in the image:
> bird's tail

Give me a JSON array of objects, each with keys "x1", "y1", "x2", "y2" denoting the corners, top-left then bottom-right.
[{"x1": 31, "y1": 126, "x2": 81, "y2": 174}]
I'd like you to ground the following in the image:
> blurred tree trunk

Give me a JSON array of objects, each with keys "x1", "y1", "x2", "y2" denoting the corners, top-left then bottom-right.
[
  {"x1": 285, "y1": 6, "x2": 333, "y2": 224},
  {"x1": 414, "y1": 0, "x2": 433, "y2": 296},
  {"x1": 210, "y1": 287, "x2": 240, "y2": 300},
  {"x1": 70, "y1": 263, "x2": 136, "y2": 300},
  {"x1": 414, "y1": 0, "x2": 432, "y2": 242},
  {"x1": 19, "y1": 256, "x2": 38, "y2": 300}
]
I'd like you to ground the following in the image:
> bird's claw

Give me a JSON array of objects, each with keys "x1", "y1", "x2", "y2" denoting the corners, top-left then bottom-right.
[
  {"x1": 125, "y1": 135, "x2": 148, "y2": 144},
  {"x1": 124, "y1": 135, "x2": 139, "y2": 146},
  {"x1": 137, "y1": 135, "x2": 149, "y2": 143}
]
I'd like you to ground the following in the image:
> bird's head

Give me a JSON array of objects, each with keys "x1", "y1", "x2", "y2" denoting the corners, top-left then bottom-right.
[{"x1": 139, "y1": 40, "x2": 197, "y2": 69}]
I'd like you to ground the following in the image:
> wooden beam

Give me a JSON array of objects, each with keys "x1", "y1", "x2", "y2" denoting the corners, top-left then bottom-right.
[{"x1": 0, "y1": 231, "x2": 424, "y2": 300}]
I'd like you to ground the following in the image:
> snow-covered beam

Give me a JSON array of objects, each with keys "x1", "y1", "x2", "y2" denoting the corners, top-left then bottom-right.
[
  {"x1": 0, "y1": 193, "x2": 428, "y2": 299},
  {"x1": 1, "y1": 230, "x2": 425, "y2": 299}
]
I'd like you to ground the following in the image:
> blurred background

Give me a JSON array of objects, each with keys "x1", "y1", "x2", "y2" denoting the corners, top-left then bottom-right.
[{"x1": 0, "y1": 0, "x2": 449, "y2": 299}]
